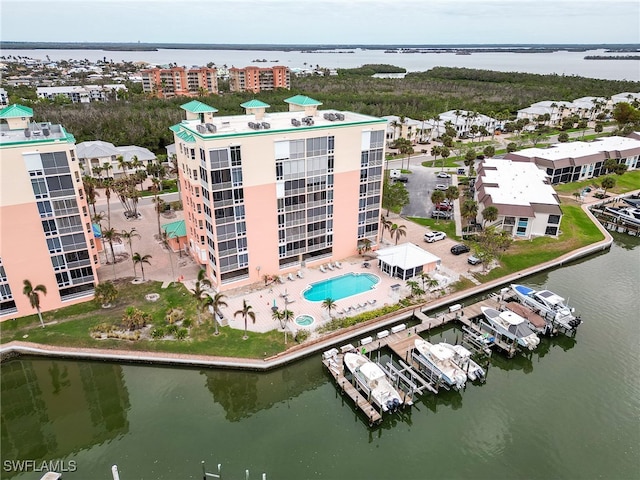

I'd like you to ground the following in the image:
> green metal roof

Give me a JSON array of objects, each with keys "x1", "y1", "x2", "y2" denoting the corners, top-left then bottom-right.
[
  {"x1": 284, "y1": 95, "x2": 322, "y2": 107},
  {"x1": 240, "y1": 99, "x2": 270, "y2": 109},
  {"x1": 180, "y1": 100, "x2": 218, "y2": 114},
  {"x1": 161, "y1": 220, "x2": 186, "y2": 238},
  {"x1": 0, "y1": 104, "x2": 33, "y2": 119},
  {"x1": 169, "y1": 124, "x2": 182, "y2": 132},
  {"x1": 176, "y1": 130, "x2": 195, "y2": 143}
]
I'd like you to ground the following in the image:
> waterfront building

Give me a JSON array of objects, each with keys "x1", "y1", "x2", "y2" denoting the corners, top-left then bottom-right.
[
  {"x1": 505, "y1": 136, "x2": 640, "y2": 185},
  {"x1": 0, "y1": 105, "x2": 99, "y2": 320},
  {"x1": 611, "y1": 92, "x2": 640, "y2": 105},
  {"x1": 141, "y1": 66, "x2": 218, "y2": 98},
  {"x1": 76, "y1": 140, "x2": 156, "y2": 178},
  {"x1": 228, "y1": 66, "x2": 290, "y2": 93},
  {"x1": 36, "y1": 84, "x2": 127, "y2": 103},
  {"x1": 474, "y1": 158, "x2": 562, "y2": 239},
  {"x1": 170, "y1": 96, "x2": 385, "y2": 290}
]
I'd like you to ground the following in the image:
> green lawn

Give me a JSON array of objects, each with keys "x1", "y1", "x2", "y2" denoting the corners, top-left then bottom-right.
[
  {"x1": 554, "y1": 170, "x2": 640, "y2": 195},
  {"x1": 0, "y1": 280, "x2": 288, "y2": 358},
  {"x1": 407, "y1": 216, "x2": 458, "y2": 239},
  {"x1": 474, "y1": 203, "x2": 604, "y2": 282}
]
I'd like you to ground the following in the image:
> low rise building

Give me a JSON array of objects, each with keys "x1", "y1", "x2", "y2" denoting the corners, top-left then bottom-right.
[
  {"x1": 474, "y1": 158, "x2": 562, "y2": 239},
  {"x1": 505, "y1": 136, "x2": 640, "y2": 184},
  {"x1": 76, "y1": 141, "x2": 156, "y2": 178},
  {"x1": 36, "y1": 84, "x2": 127, "y2": 103}
]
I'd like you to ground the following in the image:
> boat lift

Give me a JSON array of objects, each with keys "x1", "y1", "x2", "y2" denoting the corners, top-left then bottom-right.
[{"x1": 202, "y1": 461, "x2": 266, "y2": 480}]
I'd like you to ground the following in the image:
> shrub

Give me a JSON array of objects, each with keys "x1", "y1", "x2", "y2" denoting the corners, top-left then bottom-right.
[
  {"x1": 151, "y1": 327, "x2": 165, "y2": 339},
  {"x1": 170, "y1": 201, "x2": 183, "y2": 211},
  {"x1": 91, "y1": 322, "x2": 115, "y2": 334},
  {"x1": 121, "y1": 307, "x2": 149, "y2": 331},
  {"x1": 295, "y1": 329, "x2": 310, "y2": 343},
  {"x1": 182, "y1": 318, "x2": 192, "y2": 328},
  {"x1": 166, "y1": 324, "x2": 179, "y2": 336},
  {"x1": 175, "y1": 328, "x2": 188, "y2": 340},
  {"x1": 166, "y1": 308, "x2": 184, "y2": 324}
]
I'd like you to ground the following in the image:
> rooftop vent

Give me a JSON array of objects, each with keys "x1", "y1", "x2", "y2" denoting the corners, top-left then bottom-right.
[
  {"x1": 24, "y1": 128, "x2": 31, "y2": 138},
  {"x1": 43, "y1": 128, "x2": 50, "y2": 137}
]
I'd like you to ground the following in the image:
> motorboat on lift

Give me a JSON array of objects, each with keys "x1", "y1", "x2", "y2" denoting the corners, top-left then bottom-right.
[
  {"x1": 605, "y1": 205, "x2": 640, "y2": 227},
  {"x1": 437, "y1": 343, "x2": 486, "y2": 382},
  {"x1": 511, "y1": 284, "x2": 582, "y2": 330},
  {"x1": 343, "y1": 352, "x2": 402, "y2": 413},
  {"x1": 480, "y1": 307, "x2": 540, "y2": 350},
  {"x1": 414, "y1": 339, "x2": 467, "y2": 390}
]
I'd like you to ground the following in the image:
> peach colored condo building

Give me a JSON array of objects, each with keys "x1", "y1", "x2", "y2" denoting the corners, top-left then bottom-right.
[
  {"x1": 141, "y1": 66, "x2": 218, "y2": 98},
  {"x1": 171, "y1": 96, "x2": 386, "y2": 291},
  {"x1": 0, "y1": 105, "x2": 99, "y2": 320},
  {"x1": 228, "y1": 66, "x2": 290, "y2": 93}
]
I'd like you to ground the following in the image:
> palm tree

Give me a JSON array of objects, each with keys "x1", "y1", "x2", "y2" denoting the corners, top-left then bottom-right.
[
  {"x1": 406, "y1": 280, "x2": 424, "y2": 298},
  {"x1": 234, "y1": 299, "x2": 256, "y2": 340},
  {"x1": 481, "y1": 206, "x2": 499, "y2": 228},
  {"x1": 379, "y1": 215, "x2": 392, "y2": 243},
  {"x1": 152, "y1": 178, "x2": 164, "y2": 237},
  {"x1": 22, "y1": 280, "x2": 47, "y2": 328},
  {"x1": 461, "y1": 199, "x2": 479, "y2": 226},
  {"x1": 102, "y1": 177, "x2": 114, "y2": 229},
  {"x1": 203, "y1": 292, "x2": 227, "y2": 335},
  {"x1": 431, "y1": 190, "x2": 446, "y2": 223},
  {"x1": 445, "y1": 185, "x2": 459, "y2": 206},
  {"x1": 132, "y1": 253, "x2": 152, "y2": 281},
  {"x1": 390, "y1": 223, "x2": 407, "y2": 245},
  {"x1": 430, "y1": 145, "x2": 441, "y2": 165},
  {"x1": 192, "y1": 269, "x2": 212, "y2": 325},
  {"x1": 322, "y1": 298, "x2": 337, "y2": 318},
  {"x1": 117, "y1": 155, "x2": 128, "y2": 178},
  {"x1": 83, "y1": 176, "x2": 99, "y2": 218},
  {"x1": 121, "y1": 228, "x2": 140, "y2": 277}
]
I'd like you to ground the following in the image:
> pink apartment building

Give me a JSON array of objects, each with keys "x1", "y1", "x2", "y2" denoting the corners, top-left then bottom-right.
[
  {"x1": 0, "y1": 105, "x2": 100, "y2": 320},
  {"x1": 141, "y1": 66, "x2": 218, "y2": 98},
  {"x1": 170, "y1": 96, "x2": 386, "y2": 291},
  {"x1": 228, "y1": 66, "x2": 290, "y2": 93}
]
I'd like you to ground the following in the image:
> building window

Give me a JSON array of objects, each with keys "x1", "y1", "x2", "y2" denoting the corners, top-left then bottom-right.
[
  {"x1": 548, "y1": 214, "x2": 561, "y2": 225},
  {"x1": 516, "y1": 218, "x2": 528, "y2": 236},
  {"x1": 545, "y1": 226, "x2": 558, "y2": 236}
]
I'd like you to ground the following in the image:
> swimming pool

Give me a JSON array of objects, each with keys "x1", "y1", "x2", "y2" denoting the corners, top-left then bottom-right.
[{"x1": 303, "y1": 273, "x2": 379, "y2": 302}]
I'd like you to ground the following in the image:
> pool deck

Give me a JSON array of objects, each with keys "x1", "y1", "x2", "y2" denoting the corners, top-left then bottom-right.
[{"x1": 196, "y1": 258, "x2": 413, "y2": 335}]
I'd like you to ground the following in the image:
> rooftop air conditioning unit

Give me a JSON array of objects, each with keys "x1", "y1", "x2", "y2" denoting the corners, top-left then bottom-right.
[
  {"x1": 335, "y1": 113, "x2": 345, "y2": 121},
  {"x1": 24, "y1": 128, "x2": 31, "y2": 138},
  {"x1": 261, "y1": 122, "x2": 270, "y2": 129},
  {"x1": 291, "y1": 118, "x2": 301, "y2": 127},
  {"x1": 206, "y1": 123, "x2": 217, "y2": 133}
]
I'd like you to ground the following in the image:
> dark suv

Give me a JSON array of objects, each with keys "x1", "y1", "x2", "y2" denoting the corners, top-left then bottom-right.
[{"x1": 450, "y1": 244, "x2": 470, "y2": 255}]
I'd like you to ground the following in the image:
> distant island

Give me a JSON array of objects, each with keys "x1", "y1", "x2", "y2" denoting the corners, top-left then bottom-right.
[
  {"x1": 1, "y1": 41, "x2": 639, "y2": 53},
  {"x1": 584, "y1": 55, "x2": 640, "y2": 60}
]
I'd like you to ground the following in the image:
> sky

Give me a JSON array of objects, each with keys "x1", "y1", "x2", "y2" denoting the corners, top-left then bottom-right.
[{"x1": 1, "y1": 0, "x2": 639, "y2": 45}]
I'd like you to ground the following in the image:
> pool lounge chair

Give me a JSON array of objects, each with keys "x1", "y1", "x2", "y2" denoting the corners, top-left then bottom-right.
[
  {"x1": 335, "y1": 261, "x2": 343, "y2": 269},
  {"x1": 327, "y1": 263, "x2": 335, "y2": 270},
  {"x1": 287, "y1": 273, "x2": 295, "y2": 281},
  {"x1": 277, "y1": 276, "x2": 285, "y2": 284},
  {"x1": 296, "y1": 270, "x2": 304, "y2": 279},
  {"x1": 368, "y1": 299, "x2": 377, "y2": 306},
  {"x1": 320, "y1": 265, "x2": 327, "y2": 273}
]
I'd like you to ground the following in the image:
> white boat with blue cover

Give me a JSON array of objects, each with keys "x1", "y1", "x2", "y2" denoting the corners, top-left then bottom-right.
[
  {"x1": 414, "y1": 339, "x2": 467, "y2": 390},
  {"x1": 511, "y1": 284, "x2": 582, "y2": 330},
  {"x1": 480, "y1": 307, "x2": 540, "y2": 351},
  {"x1": 343, "y1": 352, "x2": 402, "y2": 412}
]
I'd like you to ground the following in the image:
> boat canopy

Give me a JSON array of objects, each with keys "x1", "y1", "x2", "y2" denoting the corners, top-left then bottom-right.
[{"x1": 535, "y1": 290, "x2": 566, "y2": 306}]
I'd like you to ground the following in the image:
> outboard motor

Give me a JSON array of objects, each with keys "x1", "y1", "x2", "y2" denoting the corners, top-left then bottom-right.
[
  {"x1": 392, "y1": 398, "x2": 400, "y2": 410},
  {"x1": 386, "y1": 400, "x2": 395, "y2": 412}
]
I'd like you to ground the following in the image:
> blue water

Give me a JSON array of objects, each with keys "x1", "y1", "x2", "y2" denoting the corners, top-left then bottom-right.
[
  {"x1": 303, "y1": 273, "x2": 379, "y2": 301},
  {"x1": 295, "y1": 315, "x2": 315, "y2": 326}
]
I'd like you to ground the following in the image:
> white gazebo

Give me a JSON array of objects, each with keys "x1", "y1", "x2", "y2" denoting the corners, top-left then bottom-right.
[{"x1": 376, "y1": 243, "x2": 441, "y2": 280}]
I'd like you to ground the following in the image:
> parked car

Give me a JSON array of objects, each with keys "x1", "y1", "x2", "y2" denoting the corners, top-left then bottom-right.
[
  {"x1": 394, "y1": 175, "x2": 409, "y2": 183},
  {"x1": 467, "y1": 255, "x2": 482, "y2": 265},
  {"x1": 437, "y1": 171, "x2": 451, "y2": 179},
  {"x1": 435, "y1": 184, "x2": 448, "y2": 191},
  {"x1": 431, "y1": 210, "x2": 452, "y2": 220},
  {"x1": 424, "y1": 231, "x2": 446, "y2": 243},
  {"x1": 435, "y1": 203, "x2": 452, "y2": 211},
  {"x1": 450, "y1": 244, "x2": 470, "y2": 255},
  {"x1": 457, "y1": 168, "x2": 466, "y2": 175}
]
